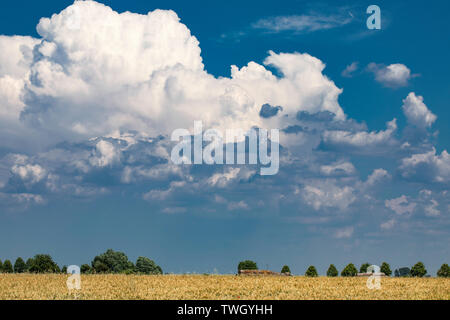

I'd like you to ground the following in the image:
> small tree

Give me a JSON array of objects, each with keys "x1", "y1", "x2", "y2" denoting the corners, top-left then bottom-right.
[
  {"x1": 411, "y1": 262, "x2": 427, "y2": 277},
  {"x1": 0, "y1": 259, "x2": 3, "y2": 272},
  {"x1": 437, "y1": 264, "x2": 449, "y2": 278},
  {"x1": 14, "y1": 257, "x2": 26, "y2": 273},
  {"x1": 341, "y1": 263, "x2": 358, "y2": 277},
  {"x1": 305, "y1": 266, "x2": 318, "y2": 277},
  {"x1": 135, "y1": 257, "x2": 162, "y2": 275},
  {"x1": 28, "y1": 254, "x2": 59, "y2": 273},
  {"x1": 237, "y1": 260, "x2": 258, "y2": 273},
  {"x1": 281, "y1": 265, "x2": 291, "y2": 274},
  {"x1": 327, "y1": 264, "x2": 338, "y2": 277},
  {"x1": 359, "y1": 263, "x2": 371, "y2": 273},
  {"x1": 3, "y1": 260, "x2": 13, "y2": 273},
  {"x1": 61, "y1": 265, "x2": 68, "y2": 273},
  {"x1": 81, "y1": 264, "x2": 92, "y2": 274},
  {"x1": 380, "y1": 262, "x2": 392, "y2": 276}
]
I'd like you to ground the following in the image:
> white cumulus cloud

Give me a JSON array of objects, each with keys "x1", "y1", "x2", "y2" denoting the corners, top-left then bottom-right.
[
  {"x1": 367, "y1": 63, "x2": 414, "y2": 87},
  {"x1": 402, "y1": 92, "x2": 436, "y2": 128}
]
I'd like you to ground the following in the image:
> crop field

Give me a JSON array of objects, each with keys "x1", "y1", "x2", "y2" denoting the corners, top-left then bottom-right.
[{"x1": 0, "y1": 274, "x2": 449, "y2": 300}]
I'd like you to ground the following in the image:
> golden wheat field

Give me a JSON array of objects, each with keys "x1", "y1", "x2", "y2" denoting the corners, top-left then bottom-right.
[{"x1": 0, "y1": 274, "x2": 448, "y2": 300}]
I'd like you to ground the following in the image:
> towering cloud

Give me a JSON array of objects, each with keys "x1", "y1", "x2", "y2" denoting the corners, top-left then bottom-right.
[{"x1": 0, "y1": 0, "x2": 346, "y2": 152}]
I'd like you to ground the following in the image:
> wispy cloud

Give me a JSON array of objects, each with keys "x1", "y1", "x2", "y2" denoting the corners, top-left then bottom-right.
[
  {"x1": 341, "y1": 62, "x2": 359, "y2": 78},
  {"x1": 251, "y1": 12, "x2": 353, "y2": 33}
]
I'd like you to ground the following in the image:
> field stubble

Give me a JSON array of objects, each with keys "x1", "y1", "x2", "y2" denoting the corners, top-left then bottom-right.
[{"x1": 0, "y1": 274, "x2": 448, "y2": 300}]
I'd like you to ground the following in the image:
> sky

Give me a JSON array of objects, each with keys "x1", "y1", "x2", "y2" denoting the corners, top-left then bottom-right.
[{"x1": 0, "y1": 0, "x2": 449, "y2": 275}]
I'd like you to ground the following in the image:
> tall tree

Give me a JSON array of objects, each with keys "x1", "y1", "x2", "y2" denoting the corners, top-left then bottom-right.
[
  {"x1": 437, "y1": 264, "x2": 449, "y2": 278},
  {"x1": 380, "y1": 262, "x2": 392, "y2": 276},
  {"x1": 359, "y1": 263, "x2": 371, "y2": 273},
  {"x1": 28, "y1": 254, "x2": 59, "y2": 273},
  {"x1": 326, "y1": 264, "x2": 339, "y2": 277},
  {"x1": 91, "y1": 249, "x2": 134, "y2": 273},
  {"x1": 281, "y1": 265, "x2": 291, "y2": 274},
  {"x1": 14, "y1": 257, "x2": 26, "y2": 273},
  {"x1": 135, "y1": 257, "x2": 162, "y2": 275},
  {"x1": 341, "y1": 263, "x2": 358, "y2": 277},
  {"x1": 3, "y1": 260, "x2": 13, "y2": 273},
  {"x1": 237, "y1": 260, "x2": 258, "y2": 273},
  {"x1": 411, "y1": 262, "x2": 427, "y2": 277},
  {"x1": 305, "y1": 266, "x2": 318, "y2": 277}
]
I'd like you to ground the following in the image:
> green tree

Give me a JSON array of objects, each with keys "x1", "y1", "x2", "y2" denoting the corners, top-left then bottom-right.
[
  {"x1": 437, "y1": 264, "x2": 450, "y2": 278},
  {"x1": 326, "y1": 264, "x2": 339, "y2": 277},
  {"x1": 237, "y1": 260, "x2": 258, "y2": 273},
  {"x1": 14, "y1": 257, "x2": 26, "y2": 273},
  {"x1": 380, "y1": 262, "x2": 392, "y2": 276},
  {"x1": 281, "y1": 265, "x2": 291, "y2": 274},
  {"x1": 359, "y1": 263, "x2": 371, "y2": 273},
  {"x1": 341, "y1": 263, "x2": 358, "y2": 277},
  {"x1": 81, "y1": 264, "x2": 92, "y2": 274},
  {"x1": 135, "y1": 257, "x2": 162, "y2": 275},
  {"x1": 25, "y1": 258, "x2": 34, "y2": 272},
  {"x1": 91, "y1": 249, "x2": 134, "y2": 273},
  {"x1": 3, "y1": 260, "x2": 13, "y2": 273},
  {"x1": 28, "y1": 254, "x2": 59, "y2": 273},
  {"x1": 0, "y1": 259, "x2": 3, "y2": 272},
  {"x1": 411, "y1": 262, "x2": 427, "y2": 277},
  {"x1": 156, "y1": 265, "x2": 163, "y2": 274},
  {"x1": 61, "y1": 265, "x2": 68, "y2": 273},
  {"x1": 305, "y1": 266, "x2": 318, "y2": 277}
]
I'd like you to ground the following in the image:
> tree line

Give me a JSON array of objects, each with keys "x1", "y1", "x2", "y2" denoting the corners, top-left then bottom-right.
[
  {"x1": 0, "y1": 249, "x2": 162, "y2": 275},
  {"x1": 238, "y1": 260, "x2": 450, "y2": 277}
]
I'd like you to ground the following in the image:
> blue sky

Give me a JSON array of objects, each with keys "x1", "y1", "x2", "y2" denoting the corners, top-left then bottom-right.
[{"x1": 0, "y1": 0, "x2": 449, "y2": 275}]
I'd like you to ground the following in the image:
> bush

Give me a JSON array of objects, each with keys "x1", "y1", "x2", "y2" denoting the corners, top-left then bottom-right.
[
  {"x1": 411, "y1": 262, "x2": 427, "y2": 277},
  {"x1": 135, "y1": 257, "x2": 162, "y2": 275},
  {"x1": 437, "y1": 264, "x2": 449, "y2": 278},
  {"x1": 3, "y1": 260, "x2": 13, "y2": 273},
  {"x1": 81, "y1": 264, "x2": 92, "y2": 274},
  {"x1": 326, "y1": 264, "x2": 338, "y2": 277},
  {"x1": 237, "y1": 260, "x2": 258, "y2": 273},
  {"x1": 28, "y1": 254, "x2": 60, "y2": 273},
  {"x1": 380, "y1": 262, "x2": 392, "y2": 276},
  {"x1": 305, "y1": 266, "x2": 318, "y2": 277},
  {"x1": 281, "y1": 265, "x2": 291, "y2": 274},
  {"x1": 14, "y1": 257, "x2": 26, "y2": 273},
  {"x1": 359, "y1": 263, "x2": 370, "y2": 273},
  {"x1": 91, "y1": 249, "x2": 134, "y2": 273},
  {"x1": 341, "y1": 263, "x2": 358, "y2": 277}
]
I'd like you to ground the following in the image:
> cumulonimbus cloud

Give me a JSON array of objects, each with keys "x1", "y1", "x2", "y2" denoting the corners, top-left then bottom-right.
[{"x1": 0, "y1": 0, "x2": 346, "y2": 153}]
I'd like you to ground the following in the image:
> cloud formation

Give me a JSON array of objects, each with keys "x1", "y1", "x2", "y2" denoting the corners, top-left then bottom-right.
[
  {"x1": 0, "y1": 1, "x2": 447, "y2": 241},
  {"x1": 402, "y1": 93, "x2": 436, "y2": 129},
  {"x1": 367, "y1": 63, "x2": 414, "y2": 87}
]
